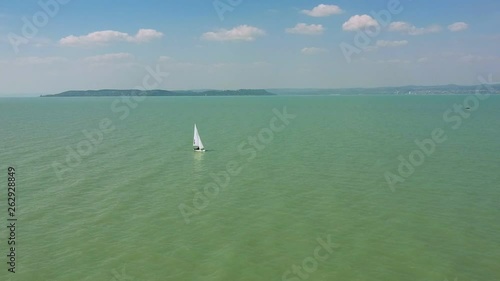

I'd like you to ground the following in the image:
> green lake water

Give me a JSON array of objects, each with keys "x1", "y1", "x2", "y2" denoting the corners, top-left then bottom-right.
[{"x1": 0, "y1": 95, "x2": 499, "y2": 281}]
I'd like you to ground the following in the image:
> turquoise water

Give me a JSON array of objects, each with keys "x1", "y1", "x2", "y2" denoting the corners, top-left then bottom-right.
[{"x1": 0, "y1": 96, "x2": 499, "y2": 281}]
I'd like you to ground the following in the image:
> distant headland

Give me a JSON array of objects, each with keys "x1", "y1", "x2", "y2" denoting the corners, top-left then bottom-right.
[
  {"x1": 39, "y1": 84, "x2": 500, "y2": 97},
  {"x1": 41, "y1": 89, "x2": 275, "y2": 97}
]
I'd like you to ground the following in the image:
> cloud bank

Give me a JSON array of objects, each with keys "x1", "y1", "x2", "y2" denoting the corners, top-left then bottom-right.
[
  {"x1": 201, "y1": 25, "x2": 266, "y2": 41},
  {"x1": 301, "y1": 4, "x2": 343, "y2": 17},
  {"x1": 286, "y1": 23, "x2": 324, "y2": 35},
  {"x1": 60, "y1": 29, "x2": 163, "y2": 46}
]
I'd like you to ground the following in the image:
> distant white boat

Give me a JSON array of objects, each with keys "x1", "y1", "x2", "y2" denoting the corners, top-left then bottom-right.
[{"x1": 193, "y1": 124, "x2": 205, "y2": 152}]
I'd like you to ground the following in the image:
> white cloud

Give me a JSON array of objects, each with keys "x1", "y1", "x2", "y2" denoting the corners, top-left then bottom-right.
[
  {"x1": 60, "y1": 29, "x2": 163, "y2": 46},
  {"x1": 376, "y1": 59, "x2": 411, "y2": 64},
  {"x1": 15, "y1": 56, "x2": 68, "y2": 65},
  {"x1": 209, "y1": 61, "x2": 271, "y2": 69},
  {"x1": 30, "y1": 37, "x2": 53, "y2": 48},
  {"x1": 134, "y1": 29, "x2": 164, "y2": 42},
  {"x1": 418, "y1": 57, "x2": 429, "y2": 63},
  {"x1": 301, "y1": 47, "x2": 327, "y2": 55},
  {"x1": 286, "y1": 23, "x2": 324, "y2": 35},
  {"x1": 0, "y1": 36, "x2": 52, "y2": 48},
  {"x1": 84, "y1": 53, "x2": 134, "y2": 63},
  {"x1": 342, "y1": 15, "x2": 379, "y2": 31},
  {"x1": 459, "y1": 54, "x2": 500, "y2": 63},
  {"x1": 388, "y1": 21, "x2": 442, "y2": 35},
  {"x1": 301, "y1": 4, "x2": 343, "y2": 17},
  {"x1": 388, "y1": 22, "x2": 412, "y2": 32},
  {"x1": 159, "y1": 56, "x2": 172, "y2": 62},
  {"x1": 448, "y1": 22, "x2": 468, "y2": 32},
  {"x1": 376, "y1": 40, "x2": 408, "y2": 47},
  {"x1": 201, "y1": 25, "x2": 265, "y2": 41}
]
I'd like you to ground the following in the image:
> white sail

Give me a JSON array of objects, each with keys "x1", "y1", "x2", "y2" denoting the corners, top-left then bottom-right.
[{"x1": 193, "y1": 124, "x2": 204, "y2": 150}]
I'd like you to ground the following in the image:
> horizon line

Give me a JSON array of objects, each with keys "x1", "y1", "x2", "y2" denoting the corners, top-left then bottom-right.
[{"x1": 2, "y1": 82, "x2": 499, "y2": 97}]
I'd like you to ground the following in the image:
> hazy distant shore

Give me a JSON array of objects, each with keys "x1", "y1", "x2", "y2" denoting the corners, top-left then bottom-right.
[
  {"x1": 41, "y1": 89, "x2": 275, "y2": 97},
  {"x1": 39, "y1": 84, "x2": 500, "y2": 97}
]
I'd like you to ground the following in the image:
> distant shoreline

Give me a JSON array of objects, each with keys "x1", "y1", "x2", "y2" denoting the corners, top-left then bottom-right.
[
  {"x1": 37, "y1": 84, "x2": 500, "y2": 97},
  {"x1": 41, "y1": 89, "x2": 275, "y2": 97}
]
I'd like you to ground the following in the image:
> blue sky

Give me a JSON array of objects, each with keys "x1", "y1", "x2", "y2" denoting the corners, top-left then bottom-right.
[{"x1": 0, "y1": 0, "x2": 499, "y2": 96}]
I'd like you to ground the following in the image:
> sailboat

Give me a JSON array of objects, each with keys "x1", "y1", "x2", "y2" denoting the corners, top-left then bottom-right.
[{"x1": 193, "y1": 124, "x2": 205, "y2": 152}]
